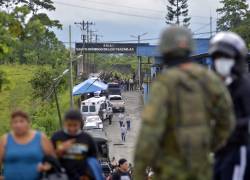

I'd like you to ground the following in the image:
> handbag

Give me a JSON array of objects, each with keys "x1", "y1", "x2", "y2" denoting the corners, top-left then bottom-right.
[
  {"x1": 40, "y1": 155, "x2": 69, "y2": 180},
  {"x1": 41, "y1": 169, "x2": 68, "y2": 180}
]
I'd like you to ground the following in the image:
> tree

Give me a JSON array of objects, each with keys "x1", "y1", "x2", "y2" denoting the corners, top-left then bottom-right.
[
  {"x1": 166, "y1": 0, "x2": 191, "y2": 27},
  {"x1": 217, "y1": 0, "x2": 249, "y2": 31},
  {"x1": 29, "y1": 68, "x2": 66, "y2": 99},
  {"x1": 0, "y1": 0, "x2": 55, "y2": 14},
  {"x1": 0, "y1": 2, "x2": 67, "y2": 66},
  {"x1": 232, "y1": 14, "x2": 250, "y2": 47},
  {"x1": 0, "y1": 11, "x2": 18, "y2": 62}
]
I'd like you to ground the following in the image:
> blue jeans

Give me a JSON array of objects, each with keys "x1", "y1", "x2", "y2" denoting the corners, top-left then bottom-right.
[{"x1": 121, "y1": 133, "x2": 126, "y2": 142}]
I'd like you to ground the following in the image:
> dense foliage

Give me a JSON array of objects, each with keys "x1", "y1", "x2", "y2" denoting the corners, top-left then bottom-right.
[
  {"x1": 0, "y1": 0, "x2": 68, "y2": 66},
  {"x1": 217, "y1": 0, "x2": 250, "y2": 47},
  {"x1": 0, "y1": 1, "x2": 69, "y2": 135}
]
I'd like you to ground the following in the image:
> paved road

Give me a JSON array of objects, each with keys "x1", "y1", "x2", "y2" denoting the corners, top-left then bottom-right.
[{"x1": 103, "y1": 91, "x2": 143, "y2": 164}]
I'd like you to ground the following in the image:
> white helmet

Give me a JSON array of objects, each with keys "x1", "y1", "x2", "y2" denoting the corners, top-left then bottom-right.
[{"x1": 209, "y1": 32, "x2": 248, "y2": 60}]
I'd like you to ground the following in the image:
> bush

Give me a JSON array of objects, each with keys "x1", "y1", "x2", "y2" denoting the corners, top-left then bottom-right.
[
  {"x1": 29, "y1": 68, "x2": 67, "y2": 100},
  {"x1": 31, "y1": 103, "x2": 60, "y2": 136}
]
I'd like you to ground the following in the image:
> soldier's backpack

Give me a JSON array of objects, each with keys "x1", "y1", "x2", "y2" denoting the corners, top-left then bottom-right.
[{"x1": 169, "y1": 67, "x2": 212, "y2": 170}]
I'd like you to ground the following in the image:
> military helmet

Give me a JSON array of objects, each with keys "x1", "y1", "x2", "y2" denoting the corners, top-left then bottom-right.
[
  {"x1": 209, "y1": 32, "x2": 248, "y2": 60},
  {"x1": 159, "y1": 26, "x2": 194, "y2": 57}
]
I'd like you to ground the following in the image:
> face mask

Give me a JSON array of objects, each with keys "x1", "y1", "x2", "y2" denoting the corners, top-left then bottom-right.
[{"x1": 214, "y1": 58, "x2": 235, "y2": 77}]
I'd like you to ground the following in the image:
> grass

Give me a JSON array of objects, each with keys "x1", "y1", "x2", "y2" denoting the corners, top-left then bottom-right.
[
  {"x1": 0, "y1": 64, "x2": 72, "y2": 136},
  {"x1": 0, "y1": 64, "x2": 38, "y2": 134}
]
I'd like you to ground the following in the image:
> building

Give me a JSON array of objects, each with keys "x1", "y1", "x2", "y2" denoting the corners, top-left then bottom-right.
[{"x1": 136, "y1": 38, "x2": 210, "y2": 103}]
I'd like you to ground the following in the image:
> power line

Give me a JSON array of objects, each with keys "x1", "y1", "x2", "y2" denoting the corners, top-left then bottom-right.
[
  {"x1": 54, "y1": 1, "x2": 216, "y2": 22},
  {"x1": 99, "y1": 33, "x2": 214, "y2": 43},
  {"x1": 74, "y1": 0, "x2": 216, "y2": 19},
  {"x1": 76, "y1": 0, "x2": 165, "y2": 14},
  {"x1": 193, "y1": 31, "x2": 217, "y2": 36},
  {"x1": 53, "y1": 1, "x2": 162, "y2": 20},
  {"x1": 62, "y1": 31, "x2": 214, "y2": 44},
  {"x1": 193, "y1": 23, "x2": 211, "y2": 33}
]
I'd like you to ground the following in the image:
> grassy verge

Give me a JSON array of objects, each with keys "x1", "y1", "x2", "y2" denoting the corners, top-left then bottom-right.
[{"x1": 0, "y1": 64, "x2": 71, "y2": 136}]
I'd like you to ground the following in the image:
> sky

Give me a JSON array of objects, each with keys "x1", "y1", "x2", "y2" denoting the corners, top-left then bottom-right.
[{"x1": 48, "y1": 0, "x2": 222, "y2": 45}]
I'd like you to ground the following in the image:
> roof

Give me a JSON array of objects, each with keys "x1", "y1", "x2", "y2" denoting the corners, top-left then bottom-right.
[
  {"x1": 86, "y1": 129, "x2": 108, "y2": 142},
  {"x1": 136, "y1": 38, "x2": 210, "y2": 57},
  {"x1": 109, "y1": 95, "x2": 122, "y2": 98},
  {"x1": 83, "y1": 96, "x2": 106, "y2": 104},
  {"x1": 73, "y1": 79, "x2": 108, "y2": 96}
]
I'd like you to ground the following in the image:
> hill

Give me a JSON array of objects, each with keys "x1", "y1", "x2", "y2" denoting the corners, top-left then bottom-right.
[{"x1": 0, "y1": 64, "x2": 70, "y2": 135}]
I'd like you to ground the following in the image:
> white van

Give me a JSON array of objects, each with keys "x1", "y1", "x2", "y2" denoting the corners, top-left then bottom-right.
[{"x1": 81, "y1": 96, "x2": 113, "y2": 121}]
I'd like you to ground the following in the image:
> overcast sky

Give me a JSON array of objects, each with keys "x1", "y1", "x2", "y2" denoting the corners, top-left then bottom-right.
[{"x1": 48, "y1": 0, "x2": 222, "y2": 45}]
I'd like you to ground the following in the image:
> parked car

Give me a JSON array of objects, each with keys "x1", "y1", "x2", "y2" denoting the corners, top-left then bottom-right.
[
  {"x1": 83, "y1": 121, "x2": 103, "y2": 130},
  {"x1": 109, "y1": 95, "x2": 125, "y2": 112}
]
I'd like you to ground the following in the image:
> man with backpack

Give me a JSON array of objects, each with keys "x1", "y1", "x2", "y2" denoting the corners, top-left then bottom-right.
[
  {"x1": 133, "y1": 26, "x2": 235, "y2": 180},
  {"x1": 51, "y1": 110, "x2": 102, "y2": 180}
]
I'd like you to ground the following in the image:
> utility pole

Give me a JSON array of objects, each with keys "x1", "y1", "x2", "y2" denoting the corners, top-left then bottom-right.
[
  {"x1": 86, "y1": 22, "x2": 94, "y2": 75},
  {"x1": 53, "y1": 83, "x2": 62, "y2": 128},
  {"x1": 75, "y1": 21, "x2": 88, "y2": 78},
  {"x1": 131, "y1": 33, "x2": 148, "y2": 91},
  {"x1": 216, "y1": 11, "x2": 219, "y2": 33},
  {"x1": 69, "y1": 25, "x2": 74, "y2": 108},
  {"x1": 75, "y1": 21, "x2": 96, "y2": 76},
  {"x1": 210, "y1": 10, "x2": 213, "y2": 38},
  {"x1": 86, "y1": 21, "x2": 94, "y2": 43}
]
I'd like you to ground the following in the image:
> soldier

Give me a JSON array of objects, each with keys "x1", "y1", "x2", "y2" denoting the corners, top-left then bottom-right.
[{"x1": 133, "y1": 26, "x2": 235, "y2": 180}]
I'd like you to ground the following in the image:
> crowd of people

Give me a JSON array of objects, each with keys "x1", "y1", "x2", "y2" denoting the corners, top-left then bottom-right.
[
  {"x1": 102, "y1": 72, "x2": 137, "y2": 92},
  {"x1": 0, "y1": 109, "x2": 103, "y2": 180},
  {"x1": 0, "y1": 107, "x2": 134, "y2": 179}
]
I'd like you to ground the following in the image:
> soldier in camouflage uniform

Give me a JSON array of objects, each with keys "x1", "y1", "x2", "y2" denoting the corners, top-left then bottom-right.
[{"x1": 133, "y1": 26, "x2": 235, "y2": 180}]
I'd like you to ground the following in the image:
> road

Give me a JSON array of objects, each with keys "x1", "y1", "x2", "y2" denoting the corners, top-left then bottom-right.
[{"x1": 103, "y1": 91, "x2": 143, "y2": 164}]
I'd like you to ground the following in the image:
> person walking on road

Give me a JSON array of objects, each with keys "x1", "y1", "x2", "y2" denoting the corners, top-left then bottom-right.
[
  {"x1": 0, "y1": 110, "x2": 55, "y2": 180},
  {"x1": 126, "y1": 115, "x2": 131, "y2": 131},
  {"x1": 121, "y1": 125, "x2": 127, "y2": 142},
  {"x1": 119, "y1": 113, "x2": 125, "y2": 127},
  {"x1": 112, "y1": 159, "x2": 131, "y2": 180},
  {"x1": 51, "y1": 110, "x2": 100, "y2": 180},
  {"x1": 209, "y1": 32, "x2": 250, "y2": 180},
  {"x1": 129, "y1": 79, "x2": 134, "y2": 91},
  {"x1": 133, "y1": 26, "x2": 235, "y2": 180}
]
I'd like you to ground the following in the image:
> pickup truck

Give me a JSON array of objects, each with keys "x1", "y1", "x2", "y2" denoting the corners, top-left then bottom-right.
[{"x1": 109, "y1": 95, "x2": 125, "y2": 112}]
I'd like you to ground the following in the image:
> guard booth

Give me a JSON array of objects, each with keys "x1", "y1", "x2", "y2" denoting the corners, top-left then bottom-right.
[{"x1": 136, "y1": 38, "x2": 211, "y2": 103}]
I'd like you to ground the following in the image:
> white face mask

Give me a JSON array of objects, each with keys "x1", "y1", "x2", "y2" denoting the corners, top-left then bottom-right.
[{"x1": 214, "y1": 58, "x2": 235, "y2": 77}]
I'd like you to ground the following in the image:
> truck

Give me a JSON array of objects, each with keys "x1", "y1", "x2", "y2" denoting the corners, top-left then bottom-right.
[
  {"x1": 109, "y1": 95, "x2": 125, "y2": 112},
  {"x1": 81, "y1": 96, "x2": 113, "y2": 121},
  {"x1": 107, "y1": 83, "x2": 121, "y2": 96}
]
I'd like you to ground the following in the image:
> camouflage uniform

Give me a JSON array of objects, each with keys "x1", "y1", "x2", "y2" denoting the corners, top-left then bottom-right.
[{"x1": 133, "y1": 27, "x2": 235, "y2": 180}]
